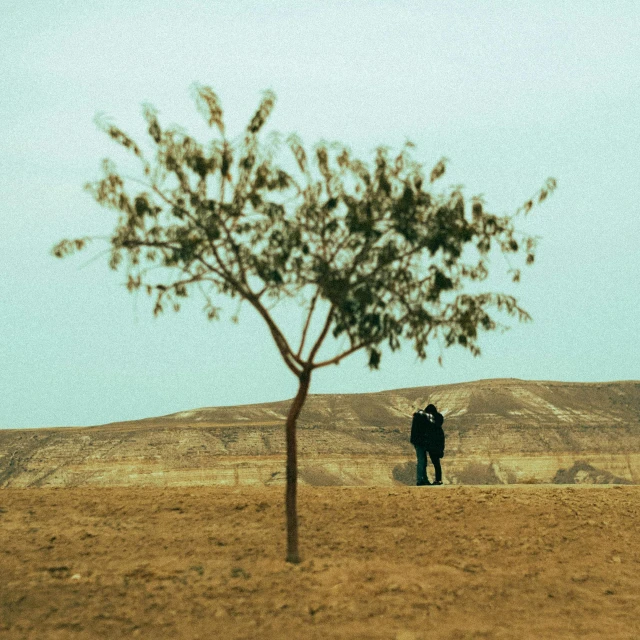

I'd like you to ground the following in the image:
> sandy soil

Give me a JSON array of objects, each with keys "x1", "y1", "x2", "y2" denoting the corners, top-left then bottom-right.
[{"x1": 1, "y1": 486, "x2": 639, "y2": 640}]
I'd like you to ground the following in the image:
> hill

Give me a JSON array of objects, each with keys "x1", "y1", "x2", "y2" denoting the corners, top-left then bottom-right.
[{"x1": 1, "y1": 379, "x2": 639, "y2": 487}]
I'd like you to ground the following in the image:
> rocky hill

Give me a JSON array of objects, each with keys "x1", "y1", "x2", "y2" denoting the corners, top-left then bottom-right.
[{"x1": 1, "y1": 379, "x2": 639, "y2": 487}]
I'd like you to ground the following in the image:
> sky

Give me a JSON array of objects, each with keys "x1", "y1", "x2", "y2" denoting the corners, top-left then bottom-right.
[{"x1": 1, "y1": 0, "x2": 639, "y2": 429}]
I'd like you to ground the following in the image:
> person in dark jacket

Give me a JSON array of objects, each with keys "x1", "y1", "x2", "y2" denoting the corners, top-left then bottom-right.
[{"x1": 410, "y1": 403, "x2": 445, "y2": 485}]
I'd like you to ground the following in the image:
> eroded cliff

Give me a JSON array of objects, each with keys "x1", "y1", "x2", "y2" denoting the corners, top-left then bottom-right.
[{"x1": 1, "y1": 379, "x2": 639, "y2": 486}]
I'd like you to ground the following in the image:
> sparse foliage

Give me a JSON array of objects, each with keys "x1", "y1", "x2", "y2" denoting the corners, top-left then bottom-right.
[{"x1": 54, "y1": 85, "x2": 556, "y2": 563}]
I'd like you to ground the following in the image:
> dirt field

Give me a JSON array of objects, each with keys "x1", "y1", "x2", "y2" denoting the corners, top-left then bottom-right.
[{"x1": 1, "y1": 486, "x2": 639, "y2": 640}]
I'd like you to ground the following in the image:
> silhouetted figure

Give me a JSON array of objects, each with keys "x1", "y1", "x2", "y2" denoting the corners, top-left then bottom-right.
[{"x1": 410, "y1": 403, "x2": 445, "y2": 485}]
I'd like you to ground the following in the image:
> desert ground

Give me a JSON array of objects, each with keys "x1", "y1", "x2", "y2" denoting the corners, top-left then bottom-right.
[{"x1": 1, "y1": 486, "x2": 639, "y2": 640}]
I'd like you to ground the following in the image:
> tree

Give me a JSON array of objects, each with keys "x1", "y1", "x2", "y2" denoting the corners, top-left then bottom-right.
[{"x1": 54, "y1": 85, "x2": 556, "y2": 563}]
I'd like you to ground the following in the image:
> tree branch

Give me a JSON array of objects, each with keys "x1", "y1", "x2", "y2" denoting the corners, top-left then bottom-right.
[
  {"x1": 296, "y1": 289, "x2": 320, "y2": 359},
  {"x1": 244, "y1": 292, "x2": 304, "y2": 376},
  {"x1": 312, "y1": 339, "x2": 376, "y2": 369},
  {"x1": 308, "y1": 305, "x2": 335, "y2": 364}
]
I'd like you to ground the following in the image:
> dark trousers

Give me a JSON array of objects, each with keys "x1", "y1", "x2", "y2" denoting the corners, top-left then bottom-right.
[{"x1": 414, "y1": 445, "x2": 442, "y2": 484}]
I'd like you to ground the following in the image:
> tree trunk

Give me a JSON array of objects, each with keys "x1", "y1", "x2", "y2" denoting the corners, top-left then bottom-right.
[{"x1": 285, "y1": 368, "x2": 311, "y2": 563}]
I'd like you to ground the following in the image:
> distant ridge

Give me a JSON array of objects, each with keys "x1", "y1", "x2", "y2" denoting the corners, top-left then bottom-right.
[
  {"x1": 1, "y1": 379, "x2": 639, "y2": 487},
  {"x1": 20, "y1": 377, "x2": 635, "y2": 430}
]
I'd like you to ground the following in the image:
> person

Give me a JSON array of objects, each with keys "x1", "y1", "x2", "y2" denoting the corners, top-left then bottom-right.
[{"x1": 410, "y1": 403, "x2": 445, "y2": 486}]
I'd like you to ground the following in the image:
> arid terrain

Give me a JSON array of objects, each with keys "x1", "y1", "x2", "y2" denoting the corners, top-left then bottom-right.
[
  {"x1": 1, "y1": 379, "x2": 639, "y2": 487},
  {"x1": 1, "y1": 485, "x2": 639, "y2": 639},
  {"x1": 2, "y1": 379, "x2": 639, "y2": 638}
]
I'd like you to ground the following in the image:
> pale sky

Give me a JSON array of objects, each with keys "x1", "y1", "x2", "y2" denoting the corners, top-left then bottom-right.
[{"x1": 1, "y1": 0, "x2": 639, "y2": 429}]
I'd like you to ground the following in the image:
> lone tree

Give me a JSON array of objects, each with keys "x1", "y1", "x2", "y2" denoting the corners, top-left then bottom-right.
[{"x1": 54, "y1": 86, "x2": 555, "y2": 563}]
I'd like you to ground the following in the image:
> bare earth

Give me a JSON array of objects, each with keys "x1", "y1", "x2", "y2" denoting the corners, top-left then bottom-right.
[{"x1": 1, "y1": 486, "x2": 639, "y2": 640}]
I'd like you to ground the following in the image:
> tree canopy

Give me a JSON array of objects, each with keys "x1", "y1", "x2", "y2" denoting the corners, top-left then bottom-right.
[{"x1": 54, "y1": 85, "x2": 556, "y2": 562}]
